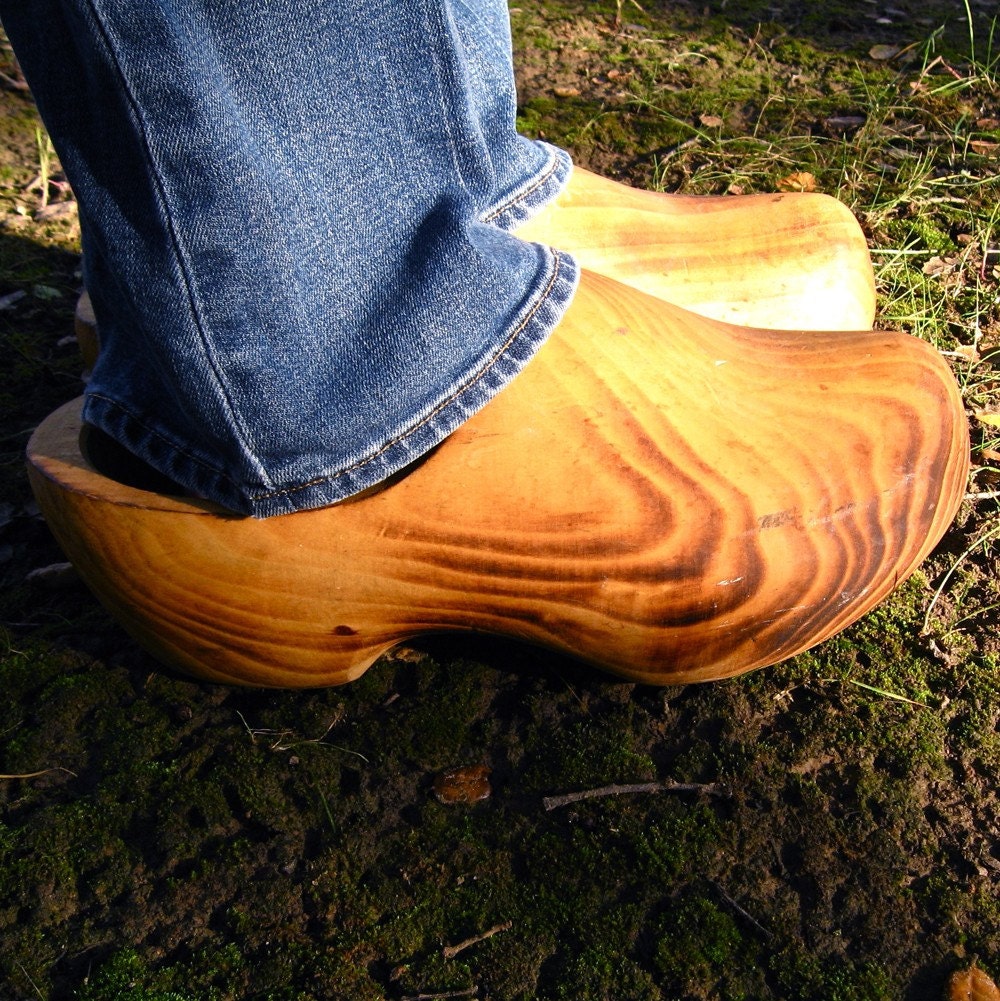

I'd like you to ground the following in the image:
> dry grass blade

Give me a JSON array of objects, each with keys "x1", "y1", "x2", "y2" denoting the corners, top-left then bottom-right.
[{"x1": 0, "y1": 767, "x2": 75, "y2": 780}]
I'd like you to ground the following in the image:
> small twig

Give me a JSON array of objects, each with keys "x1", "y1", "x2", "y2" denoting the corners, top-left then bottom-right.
[
  {"x1": 443, "y1": 921, "x2": 512, "y2": 960},
  {"x1": 0, "y1": 70, "x2": 29, "y2": 92},
  {"x1": 966, "y1": 490, "x2": 1000, "y2": 501},
  {"x1": 444, "y1": 920, "x2": 512, "y2": 960},
  {"x1": 0, "y1": 767, "x2": 76, "y2": 781},
  {"x1": 709, "y1": 881, "x2": 772, "y2": 941},
  {"x1": 918, "y1": 54, "x2": 964, "y2": 82},
  {"x1": 15, "y1": 961, "x2": 44, "y2": 1001},
  {"x1": 401, "y1": 989, "x2": 478, "y2": 1001},
  {"x1": 656, "y1": 136, "x2": 699, "y2": 162},
  {"x1": 543, "y1": 781, "x2": 725, "y2": 811}
]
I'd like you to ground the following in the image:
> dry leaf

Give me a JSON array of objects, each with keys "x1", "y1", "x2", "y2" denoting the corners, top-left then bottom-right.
[
  {"x1": 777, "y1": 172, "x2": 816, "y2": 192},
  {"x1": 25, "y1": 562, "x2": 78, "y2": 590},
  {"x1": 975, "y1": 465, "x2": 1000, "y2": 486},
  {"x1": 869, "y1": 43, "x2": 901, "y2": 60},
  {"x1": 553, "y1": 86, "x2": 581, "y2": 98},
  {"x1": 923, "y1": 256, "x2": 958, "y2": 276},
  {"x1": 433, "y1": 764, "x2": 492, "y2": 804},
  {"x1": 699, "y1": 113, "x2": 724, "y2": 128},
  {"x1": 948, "y1": 965, "x2": 1000, "y2": 1001},
  {"x1": 383, "y1": 645, "x2": 426, "y2": 664},
  {"x1": 970, "y1": 140, "x2": 999, "y2": 156},
  {"x1": 0, "y1": 290, "x2": 27, "y2": 311},
  {"x1": 976, "y1": 117, "x2": 1000, "y2": 130},
  {"x1": 950, "y1": 342, "x2": 979, "y2": 363},
  {"x1": 980, "y1": 448, "x2": 1000, "y2": 464},
  {"x1": 34, "y1": 200, "x2": 78, "y2": 222},
  {"x1": 973, "y1": 410, "x2": 1000, "y2": 429}
]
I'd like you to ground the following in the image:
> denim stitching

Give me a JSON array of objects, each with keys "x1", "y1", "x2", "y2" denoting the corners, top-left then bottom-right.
[
  {"x1": 256, "y1": 249, "x2": 567, "y2": 502},
  {"x1": 481, "y1": 148, "x2": 561, "y2": 223},
  {"x1": 85, "y1": 393, "x2": 245, "y2": 491},
  {"x1": 92, "y1": 249, "x2": 568, "y2": 508}
]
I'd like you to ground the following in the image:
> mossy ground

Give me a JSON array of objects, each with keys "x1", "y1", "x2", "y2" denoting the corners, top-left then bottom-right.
[{"x1": 2, "y1": 2, "x2": 1000, "y2": 998}]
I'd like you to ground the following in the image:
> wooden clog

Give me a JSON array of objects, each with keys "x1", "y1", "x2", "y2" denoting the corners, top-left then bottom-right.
[
  {"x1": 27, "y1": 271, "x2": 968, "y2": 688},
  {"x1": 73, "y1": 289, "x2": 99, "y2": 379},
  {"x1": 516, "y1": 168, "x2": 877, "y2": 330}
]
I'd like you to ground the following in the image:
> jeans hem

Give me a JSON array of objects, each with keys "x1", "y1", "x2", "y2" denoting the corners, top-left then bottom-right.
[
  {"x1": 482, "y1": 141, "x2": 573, "y2": 231},
  {"x1": 83, "y1": 246, "x2": 581, "y2": 518}
]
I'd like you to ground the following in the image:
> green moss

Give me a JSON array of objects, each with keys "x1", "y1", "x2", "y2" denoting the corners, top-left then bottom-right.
[
  {"x1": 773, "y1": 949, "x2": 894, "y2": 1001},
  {"x1": 520, "y1": 708, "x2": 655, "y2": 792},
  {"x1": 635, "y1": 802, "x2": 724, "y2": 881},
  {"x1": 652, "y1": 895, "x2": 755, "y2": 997},
  {"x1": 76, "y1": 950, "x2": 202, "y2": 1001}
]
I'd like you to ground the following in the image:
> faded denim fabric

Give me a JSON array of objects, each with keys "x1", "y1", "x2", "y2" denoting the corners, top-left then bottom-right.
[{"x1": 2, "y1": 0, "x2": 579, "y2": 516}]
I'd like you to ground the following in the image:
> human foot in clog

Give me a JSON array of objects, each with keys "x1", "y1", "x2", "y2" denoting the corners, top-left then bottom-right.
[
  {"x1": 515, "y1": 167, "x2": 877, "y2": 330},
  {"x1": 28, "y1": 270, "x2": 966, "y2": 688}
]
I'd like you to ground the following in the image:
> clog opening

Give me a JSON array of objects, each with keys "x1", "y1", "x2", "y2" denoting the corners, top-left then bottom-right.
[{"x1": 79, "y1": 423, "x2": 191, "y2": 498}]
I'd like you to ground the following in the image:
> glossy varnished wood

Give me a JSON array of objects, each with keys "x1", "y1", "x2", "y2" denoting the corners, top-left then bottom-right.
[
  {"x1": 516, "y1": 168, "x2": 878, "y2": 330},
  {"x1": 28, "y1": 273, "x2": 969, "y2": 688}
]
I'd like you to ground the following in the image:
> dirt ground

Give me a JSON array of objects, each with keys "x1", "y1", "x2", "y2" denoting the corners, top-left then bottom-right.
[{"x1": 2, "y1": 2, "x2": 1000, "y2": 999}]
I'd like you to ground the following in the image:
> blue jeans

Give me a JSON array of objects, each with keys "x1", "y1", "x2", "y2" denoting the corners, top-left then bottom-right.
[{"x1": 2, "y1": 0, "x2": 580, "y2": 516}]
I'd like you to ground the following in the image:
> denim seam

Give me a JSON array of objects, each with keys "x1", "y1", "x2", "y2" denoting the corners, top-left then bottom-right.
[
  {"x1": 256, "y1": 249, "x2": 568, "y2": 503},
  {"x1": 420, "y1": 0, "x2": 474, "y2": 204},
  {"x1": 84, "y1": 392, "x2": 247, "y2": 491},
  {"x1": 481, "y1": 147, "x2": 561, "y2": 223},
  {"x1": 81, "y1": 0, "x2": 275, "y2": 491}
]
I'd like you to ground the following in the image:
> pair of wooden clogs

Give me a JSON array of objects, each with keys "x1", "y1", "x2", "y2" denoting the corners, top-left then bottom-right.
[{"x1": 26, "y1": 171, "x2": 969, "y2": 688}]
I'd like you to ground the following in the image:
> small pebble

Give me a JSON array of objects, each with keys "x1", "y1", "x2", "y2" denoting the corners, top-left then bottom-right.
[{"x1": 25, "y1": 562, "x2": 78, "y2": 590}]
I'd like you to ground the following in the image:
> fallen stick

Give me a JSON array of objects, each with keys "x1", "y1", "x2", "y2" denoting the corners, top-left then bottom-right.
[
  {"x1": 543, "y1": 781, "x2": 725, "y2": 811},
  {"x1": 443, "y1": 921, "x2": 512, "y2": 960},
  {"x1": 0, "y1": 767, "x2": 76, "y2": 781},
  {"x1": 401, "y1": 988, "x2": 478, "y2": 1001}
]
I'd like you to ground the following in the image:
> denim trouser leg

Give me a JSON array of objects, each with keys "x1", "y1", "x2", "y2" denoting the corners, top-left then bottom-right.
[
  {"x1": 446, "y1": 0, "x2": 568, "y2": 230},
  {"x1": 1, "y1": 0, "x2": 579, "y2": 516}
]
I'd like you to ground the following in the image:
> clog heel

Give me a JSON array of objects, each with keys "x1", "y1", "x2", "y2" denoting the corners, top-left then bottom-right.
[{"x1": 27, "y1": 271, "x2": 969, "y2": 688}]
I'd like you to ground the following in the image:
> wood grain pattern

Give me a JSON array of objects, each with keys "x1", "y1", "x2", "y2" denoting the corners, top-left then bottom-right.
[
  {"x1": 27, "y1": 272, "x2": 968, "y2": 688},
  {"x1": 515, "y1": 167, "x2": 877, "y2": 330}
]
